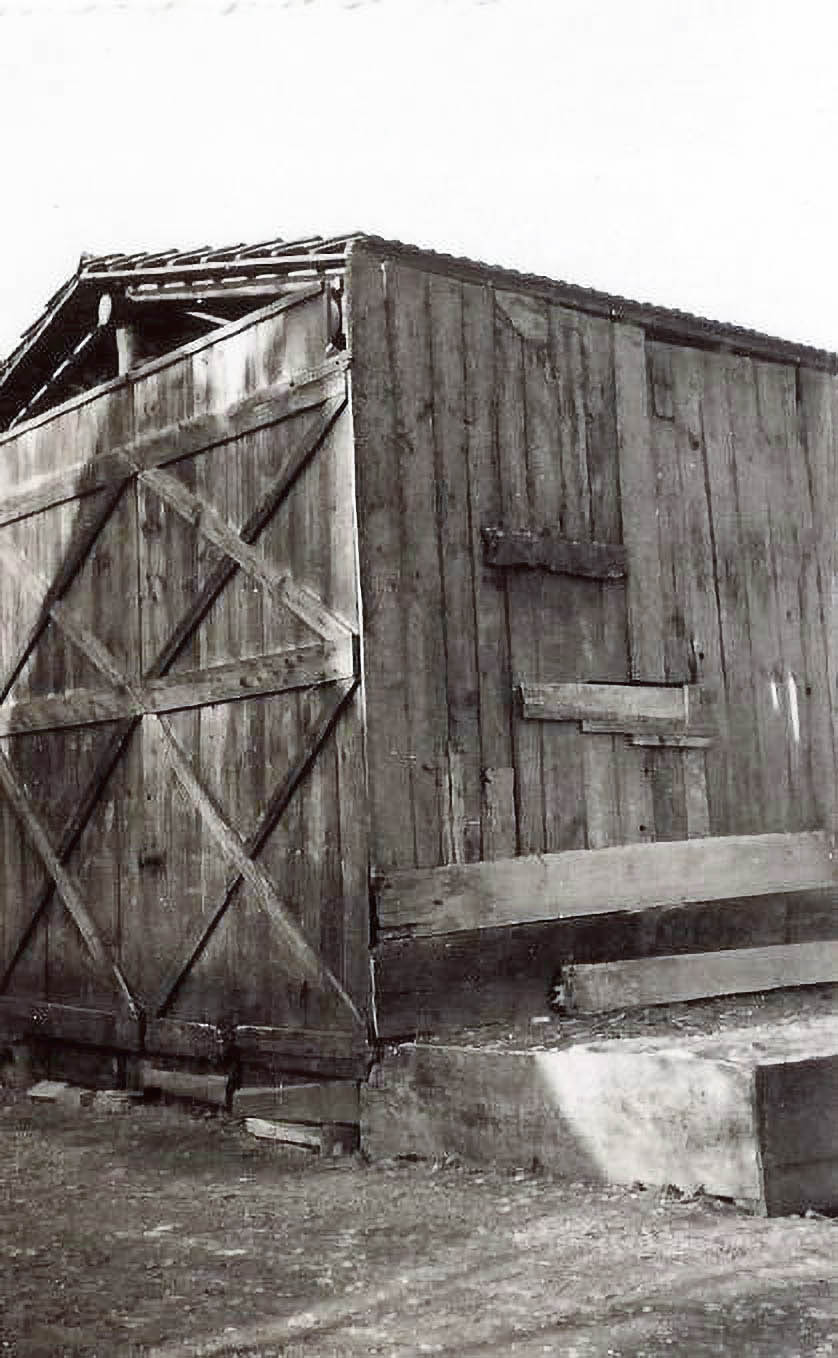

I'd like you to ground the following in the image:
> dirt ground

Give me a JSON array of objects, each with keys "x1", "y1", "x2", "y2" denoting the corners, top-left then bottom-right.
[{"x1": 0, "y1": 1087, "x2": 835, "y2": 1358}]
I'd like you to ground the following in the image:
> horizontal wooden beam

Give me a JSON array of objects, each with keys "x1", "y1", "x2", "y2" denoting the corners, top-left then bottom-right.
[
  {"x1": 0, "y1": 997, "x2": 141, "y2": 1050},
  {"x1": 520, "y1": 681, "x2": 703, "y2": 728},
  {"x1": 558, "y1": 940, "x2": 838, "y2": 1015},
  {"x1": 232, "y1": 1081, "x2": 360, "y2": 1124},
  {"x1": 0, "y1": 364, "x2": 346, "y2": 528},
  {"x1": 234, "y1": 1025, "x2": 371, "y2": 1079},
  {"x1": 143, "y1": 1018, "x2": 227, "y2": 1062},
  {"x1": 376, "y1": 831, "x2": 838, "y2": 938},
  {"x1": 0, "y1": 642, "x2": 357, "y2": 736},
  {"x1": 483, "y1": 527, "x2": 627, "y2": 580}
]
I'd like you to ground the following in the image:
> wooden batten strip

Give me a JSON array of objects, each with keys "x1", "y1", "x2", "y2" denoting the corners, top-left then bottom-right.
[
  {"x1": 482, "y1": 527, "x2": 627, "y2": 580},
  {"x1": 0, "y1": 643, "x2": 356, "y2": 737},
  {"x1": 559, "y1": 940, "x2": 838, "y2": 1015},
  {"x1": 521, "y1": 681, "x2": 702, "y2": 729},
  {"x1": 155, "y1": 714, "x2": 365, "y2": 1029},
  {"x1": 376, "y1": 830, "x2": 838, "y2": 937},
  {"x1": 0, "y1": 746, "x2": 139, "y2": 1013}
]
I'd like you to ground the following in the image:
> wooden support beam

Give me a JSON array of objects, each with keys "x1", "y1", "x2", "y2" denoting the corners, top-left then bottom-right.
[
  {"x1": 482, "y1": 527, "x2": 627, "y2": 580},
  {"x1": 376, "y1": 830, "x2": 838, "y2": 938},
  {"x1": 558, "y1": 941, "x2": 838, "y2": 1015}
]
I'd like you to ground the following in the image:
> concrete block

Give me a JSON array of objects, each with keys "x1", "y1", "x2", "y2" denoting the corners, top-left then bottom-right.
[{"x1": 362, "y1": 1016, "x2": 838, "y2": 1215}]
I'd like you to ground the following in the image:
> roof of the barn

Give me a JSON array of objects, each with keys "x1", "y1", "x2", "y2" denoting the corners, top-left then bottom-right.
[{"x1": 2, "y1": 230, "x2": 836, "y2": 431}]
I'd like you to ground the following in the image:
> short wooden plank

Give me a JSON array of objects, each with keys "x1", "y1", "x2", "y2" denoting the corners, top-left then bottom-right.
[
  {"x1": 377, "y1": 830, "x2": 838, "y2": 936},
  {"x1": 629, "y1": 732, "x2": 714, "y2": 749},
  {"x1": 522, "y1": 681, "x2": 699, "y2": 725},
  {"x1": 143, "y1": 1018, "x2": 226, "y2": 1062},
  {"x1": 482, "y1": 527, "x2": 627, "y2": 580},
  {"x1": 560, "y1": 940, "x2": 838, "y2": 1014},
  {"x1": 582, "y1": 734, "x2": 621, "y2": 849},
  {"x1": 138, "y1": 1064, "x2": 230, "y2": 1106},
  {"x1": 245, "y1": 1117, "x2": 321, "y2": 1150},
  {"x1": 614, "y1": 324, "x2": 665, "y2": 681},
  {"x1": 481, "y1": 766, "x2": 516, "y2": 860},
  {"x1": 684, "y1": 748, "x2": 711, "y2": 837},
  {"x1": 232, "y1": 1080, "x2": 360, "y2": 1124},
  {"x1": 234, "y1": 1025, "x2": 370, "y2": 1079}
]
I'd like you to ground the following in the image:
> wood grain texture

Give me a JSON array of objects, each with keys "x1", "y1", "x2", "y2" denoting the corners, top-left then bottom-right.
[{"x1": 482, "y1": 527, "x2": 626, "y2": 579}]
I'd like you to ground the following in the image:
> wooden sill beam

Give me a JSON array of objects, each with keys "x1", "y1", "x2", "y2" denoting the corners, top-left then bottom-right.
[
  {"x1": 483, "y1": 527, "x2": 627, "y2": 580},
  {"x1": 376, "y1": 830, "x2": 838, "y2": 937},
  {"x1": 557, "y1": 940, "x2": 838, "y2": 1015}
]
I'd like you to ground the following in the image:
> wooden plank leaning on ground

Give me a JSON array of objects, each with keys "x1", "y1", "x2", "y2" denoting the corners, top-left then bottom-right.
[
  {"x1": 376, "y1": 830, "x2": 838, "y2": 937},
  {"x1": 558, "y1": 940, "x2": 838, "y2": 1015}
]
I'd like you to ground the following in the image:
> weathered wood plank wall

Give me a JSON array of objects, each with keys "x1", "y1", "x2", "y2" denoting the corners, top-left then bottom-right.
[
  {"x1": 0, "y1": 291, "x2": 369, "y2": 1070},
  {"x1": 348, "y1": 241, "x2": 838, "y2": 882}
]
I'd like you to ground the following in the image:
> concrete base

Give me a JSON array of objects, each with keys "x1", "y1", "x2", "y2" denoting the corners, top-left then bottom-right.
[{"x1": 362, "y1": 1016, "x2": 838, "y2": 1216}]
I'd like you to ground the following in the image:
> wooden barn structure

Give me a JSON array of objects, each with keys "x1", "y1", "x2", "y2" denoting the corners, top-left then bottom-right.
[{"x1": 0, "y1": 232, "x2": 836, "y2": 1091}]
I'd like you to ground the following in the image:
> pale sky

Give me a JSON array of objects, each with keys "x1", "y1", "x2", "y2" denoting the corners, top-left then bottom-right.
[{"x1": 1, "y1": 0, "x2": 837, "y2": 359}]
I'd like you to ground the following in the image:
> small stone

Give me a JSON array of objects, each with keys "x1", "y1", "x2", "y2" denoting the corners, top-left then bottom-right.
[{"x1": 28, "y1": 1080, "x2": 70, "y2": 1103}]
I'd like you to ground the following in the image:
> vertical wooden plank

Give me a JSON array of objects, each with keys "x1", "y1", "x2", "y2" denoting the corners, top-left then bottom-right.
[
  {"x1": 684, "y1": 749, "x2": 711, "y2": 838},
  {"x1": 346, "y1": 244, "x2": 413, "y2": 871},
  {"x1": 615, "y1": 742, "x2": 655, "y2": 843},
  {"x1": 336, "y1": 687, "x2": 369, "y2": 1013},
  {"x1": 495, "y1": 308, "x2": 541, "y2": 854},
  {"x1": 669, "y1": 346, "x2": 729, "y2": 832},
  {"x1": 387, "y1": 260, "x2": 448, "y2": 868},
  {"x1": 429, "y1": 273, "x2": 482, "y2": 864},
  {"x1": 533, "y1": 307, "x2": 586, "y2": 852},
  {"x1": 726, "y1": 354, "x2": 790, "y2": 833},
  {"x1": 583, "y1": 734, "x2": 620, "y2": 848},
  {"x1": 701, "y1": 350, "x2": 763, "y2": 834},
  {"x1": 798, "y1": 367, "x2": 838, "y2": 837},
  {"x1": 462, "y1": 281, "x2": 515, "y2": 858},
  {"x1": 756, "y1": 361, "x2": 813, "y2": 829},
  {"x1": 650, "y1": 748, "x2": 687, "y2": 842},
  {"x1": 481, "y1": 766, "x2": 516, "y2": 860},
  {"x1": 614, "y1": 323, "x2": 665, "y2": 681}
]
